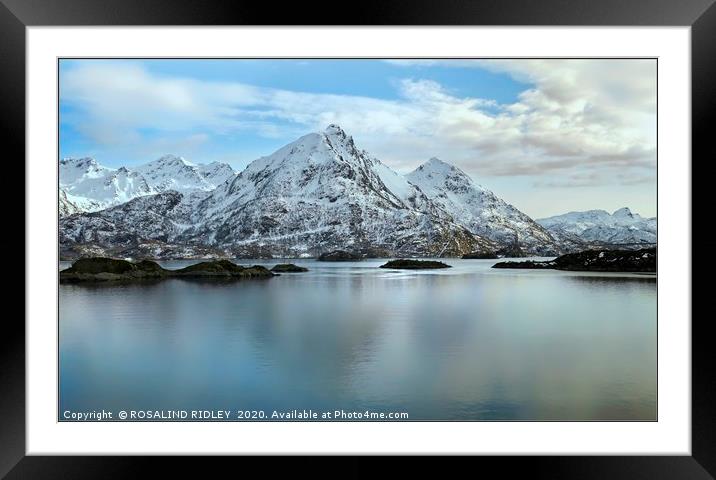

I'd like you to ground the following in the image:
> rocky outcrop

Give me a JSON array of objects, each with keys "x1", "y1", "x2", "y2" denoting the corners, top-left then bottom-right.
[
  {"x1": 379, "y1": 259, "x2": 452, "y2": 269},
  {"x1": 270, "y1": 264, "x2": 309, "y2": 272},
  {"x1": 317, "y1": 250, "x2": 362, "y2": 262},
  {"x1": 170, "y1": 260, "x2": 275, "y2": 278},
  {"x1": 462, "y1": 252, "x2": 498, "y2": 259},
  {"x1": 495, "y1": 244, "x2": 528, "y2": 258},
  {"x1": 492, "y1": 248, "x2": 656, "y2": 273},
  {"x1": 492, "y1": 260, "x2": 556, "y2": 270},
  {"x1": 60, "y1": 257, "x2": 275, "y2": 283},
  {"x1": 60, "y1": 257, "x2": 167, "y2": 282}
]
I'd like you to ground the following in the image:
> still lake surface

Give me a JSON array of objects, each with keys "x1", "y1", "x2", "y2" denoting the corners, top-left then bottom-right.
[{"x1": 59, "y1": 258, "x2": 656, "y2": 421}]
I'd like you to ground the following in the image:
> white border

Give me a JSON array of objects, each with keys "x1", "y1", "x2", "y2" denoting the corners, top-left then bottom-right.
[{"x1": 26, "y1": 27, "x2": 691, "y2": 455}]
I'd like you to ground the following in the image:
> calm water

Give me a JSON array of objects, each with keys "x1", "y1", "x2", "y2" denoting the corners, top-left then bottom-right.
[{"x1": 59, "y1": 258, "x2": 656, "y2": 421}]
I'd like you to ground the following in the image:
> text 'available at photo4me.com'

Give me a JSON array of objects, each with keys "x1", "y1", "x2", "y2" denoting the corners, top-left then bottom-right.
[{"x1": 62, "y1": 409, "x2": 411, "y2": 421}]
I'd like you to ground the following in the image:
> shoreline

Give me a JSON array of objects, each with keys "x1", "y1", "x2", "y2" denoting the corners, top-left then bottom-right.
[{"x1": 59, "y1": 256, "x2": 657, "y2": 282}]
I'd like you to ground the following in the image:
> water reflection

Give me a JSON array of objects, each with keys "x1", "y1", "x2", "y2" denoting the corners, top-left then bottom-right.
[{"x1": 60, "y1": 259, "x2": 656, "y2": 420}]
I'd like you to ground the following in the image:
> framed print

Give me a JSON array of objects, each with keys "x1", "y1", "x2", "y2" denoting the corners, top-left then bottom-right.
[{"x1": 4, "y1": 0, "x2": 713, "y2": 476}]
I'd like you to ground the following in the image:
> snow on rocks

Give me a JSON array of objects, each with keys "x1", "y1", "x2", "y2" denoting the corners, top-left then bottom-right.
[
  {"x1": 537, "y1": 208, "x2": 657, "y2": 245},
  {"x1": 406, "y1": 158, "x2": 560, "y2": 255},
  {"x1": 59, "y1": 125, "x2": 656, "y2": 259},
  {"x1": 59, "y1": 155, "x2": 235, "y2": 213}
]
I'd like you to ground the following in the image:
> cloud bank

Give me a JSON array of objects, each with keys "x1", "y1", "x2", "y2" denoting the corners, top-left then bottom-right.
[{"x1": 60, "y1": 59, "x2": 656, "y2": 189}]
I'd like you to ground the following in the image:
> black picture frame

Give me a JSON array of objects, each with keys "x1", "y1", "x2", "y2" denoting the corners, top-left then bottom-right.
[{"x1": 3, "y1": 0, "x2": 711, "y2": 476}]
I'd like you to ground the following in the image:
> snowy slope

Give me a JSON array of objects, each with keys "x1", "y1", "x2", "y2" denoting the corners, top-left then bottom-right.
[
  {"x1": 196, "y1": 161, "x2": 237, "y2": 187},
  {"x1": 60, "y1": 125, "x2": 495, "y2": 259},
  {"x1": 59, "y1": 189, "x2": 81, "y2": 217},
  {"x1": 537, "y1": 208, "x2": 657, "y2": 245},
  {"x1": 406, "y1": 158, "x2": 560, "y2": 255},
  {"x1": 60, "y1": 192, "x2": 189, "y2": 246},
  {"x1": 59, "y1": 158, "x2": 155, "y2": 211},
  {"x1": 59, "y1": 156, "x2": 235, "y2": 212},
  {"x1": 58, "y1": 192, "x2": 223, "y2": 259},
  {"x1": 193, "y1": 125, "x2": 493, "y2": 257},
  {"x1": 133, "y1": 155, "x2": 219, "y2": 192},
  {"x1": 59, "y1": 125, "x2": 657, "y2": 259}
]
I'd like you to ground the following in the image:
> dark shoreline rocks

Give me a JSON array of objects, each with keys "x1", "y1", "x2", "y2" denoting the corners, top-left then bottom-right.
[
  {"x1": 495, "y1": 245, "x2": 527, "y2": 258},
  {"x1": 317, "y1": 250, "x2": 362, "y2": 262},
  {"x1": 271, "y1": 263, "x2": 309, "y2": 273},
  {"x1": 380, "y1": 259, "x2": 452, "y2": 270},
  {"x1": 60, "y1": 257, "x2": 167, "y2": 282},
  {"x1": 492, "y1": 260, "x2": 556, "y2": 270},
  {"x1": 462, "y1": 252, "x2": 498, "y2": 259},
  {"x1": 60, "y1": 257, "x2": 275, "y2": 283},
  {"x1": 492, "y1": 248, "x2": 656, "y2": 273},
  {"x1": 171, "y1": 260, "x2": 274, "y2": 278}
]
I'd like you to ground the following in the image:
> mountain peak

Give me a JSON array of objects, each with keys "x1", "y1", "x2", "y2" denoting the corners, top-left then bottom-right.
[
  {"x1": 60, "y1": 157, "x2": 99, "y2": 168},
  {"x1": 319, "y1": 124, "x2": 362, "y2": 158},
  {"x1": 324, "y1": 124, "x2": 347, "y2": 137},
  {"x1": 405, "y1": 158, "x2": 558, "y2": 254},
  {"x1": 59, "y1": 127, "x2": 566, "y2": 257},
  {"x1": 155, "y1": 154, "x2": 193, "y2": 167},
  {"x1": 424, "y1": 157, "x2": 452, "y2": 169},
  {"x1": 411, "y1": 157, "x2": 466, "y2": 178},
  {"x1": 613, "y1": 207, "x2": 633, "y2": 218},
  {"x1": 537, "y1": 207, "x2": 656, "y2": 245}
]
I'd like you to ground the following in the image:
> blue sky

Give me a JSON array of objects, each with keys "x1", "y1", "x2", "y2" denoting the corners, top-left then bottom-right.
[
  {"x1": 59, "y1": 59, "x2": 526, "y2": 165},
  {"x1": 59, "y1": 59, "x2": 656, "y2": 218}
]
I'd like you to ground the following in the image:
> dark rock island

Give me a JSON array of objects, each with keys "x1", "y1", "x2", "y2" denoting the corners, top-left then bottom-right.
[
  {"x1": 171, "y1": 260, "x2": 275, "y2": 278},
  {"x1": 270, "y1": 263, "x2": 309, "y2": 272},
  {"x1": 317, "y1": 250, "x2": 362, "y2": 262},
  {"x1": 462, "y1": 252, "x2": 498, "y2": 259},
  {"x1": 495, "y1": 244, "x2": 528, "y2": 258},
  {"x1": 380, "y1": 259, "x2": 452, "y2": 270},
  {"x1": 492, "y1": 248, "x2": 656, "y2": 273},
  {"x1": 60, "y1": 257, "x2": 275, "y2": 283}
]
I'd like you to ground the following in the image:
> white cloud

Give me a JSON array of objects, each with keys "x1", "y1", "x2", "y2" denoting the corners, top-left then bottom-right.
[
  {"x1": 384, "y1": 59, "x2": 656, "y2": 182},
  {"x1": 61, "y1": 60, "x2": 656, "y2": 189}
]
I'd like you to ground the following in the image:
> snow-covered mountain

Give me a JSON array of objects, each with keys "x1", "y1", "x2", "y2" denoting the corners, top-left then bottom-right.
[
  {"x1": 132, "y1": 155, "x2": 230, "y2": 193},
  {"x1": 59, "y1": 189, "x2": 81, "y2": 217},
  {"x1": 406, "y1": 158, "x2": 560, "y2": 255},
  {"x1": 60, "y1": 125, "x2": 497, "y2": 258},
  {"x1": 537, "y1": 208, "x2": 657, "y2": 245},
  {"x1": 188, "y1": 124, "x2": 492, "y2": 257},
  {"x1": 196, "y1": 161, "x2": 237, "y2": 187},
  {"x1": 59, "y1": 192, "x2": 226, "y2": 259},
  {"x1": 59, "y1": 157, "x2": 155, "y2": 211},
  {"x1": 59, "y1": 156, "x2": 235, "y2": 213},
  {"x1": 58, "y1": 125, "x2": 657, "y2": 259}
]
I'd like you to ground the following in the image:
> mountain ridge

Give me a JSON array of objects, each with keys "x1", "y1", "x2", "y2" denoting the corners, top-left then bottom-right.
[
  {"x1": 537, "y1": 208, "x2": 657, "y2": 245},
  {"x1": 59, "y1": 125, "x2": 656, "y2": 259},
  {"x1": 406, "y1": 157, "x2": 560, "y2": 255},
  {"x1": 59, "y1": 155, "x2": 236, "y2": 214}
]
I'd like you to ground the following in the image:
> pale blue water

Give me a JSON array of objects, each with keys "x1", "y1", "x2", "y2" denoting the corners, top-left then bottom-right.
[{"x1": 59, "y1": 258, "x2": 656, "y2": 421}]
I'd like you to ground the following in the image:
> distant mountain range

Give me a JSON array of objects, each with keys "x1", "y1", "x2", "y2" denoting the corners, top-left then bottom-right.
[
  {"x1": 59, "y1": 125, "x2": 656, "y2": 259},
  {"x1": 59, "y1": 155, "x2": 235, "y2": 212},
  {"x1": 537, "y1": 208, "x2": 657, "y2": 246}
]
